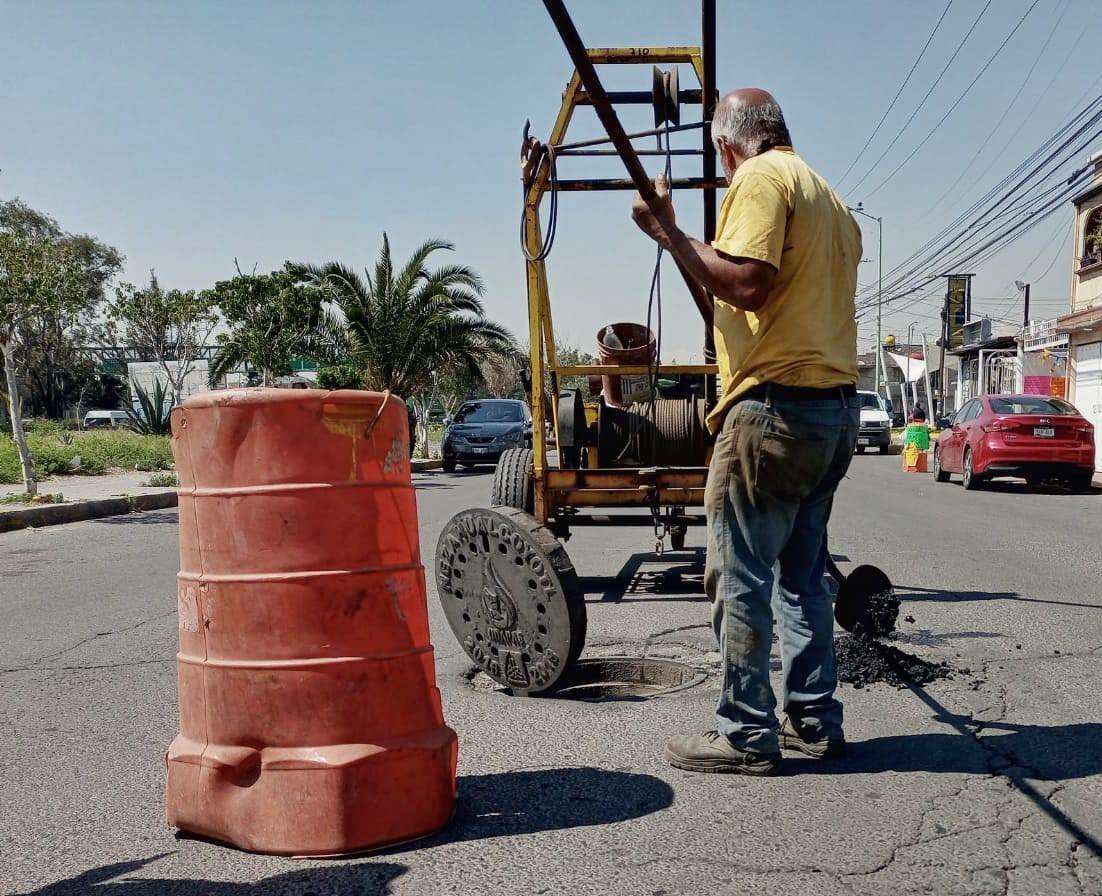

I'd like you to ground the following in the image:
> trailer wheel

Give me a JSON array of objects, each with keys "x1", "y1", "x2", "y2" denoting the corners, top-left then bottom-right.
[
  {"x1": 434, "y1": 506, "x2": 586, "y2": 694},
  {"x1": 491, "y1": 447, "x2": 534, "y2": 514}
]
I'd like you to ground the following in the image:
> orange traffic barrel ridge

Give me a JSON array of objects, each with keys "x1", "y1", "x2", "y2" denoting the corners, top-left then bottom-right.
[{"x1": 166, "y1": 389, "x2": 457, "y2": 856}]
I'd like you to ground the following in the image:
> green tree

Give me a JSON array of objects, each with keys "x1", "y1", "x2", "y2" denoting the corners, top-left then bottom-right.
[
  {"x1": 409, "y1": 365, "x2": 482, "y2": 457},
  {"x1": 0, "y1": 200, "x2": 122, "y2": 420},
  {"x1": 554, "y1": 340, "x2": 598, "y2": 393},
  {"x1": 107, "y1": 272, "x2": 218, "y2": 406},
  {"x1": 0, "y1": 227, "x2": 86, "y2": 494},
  {"x1": 205, "y1": 264, "x2": 338, "y2": 387},
  {"x1": 296, "y1": 235, "x2": 518, "y2": 400}
]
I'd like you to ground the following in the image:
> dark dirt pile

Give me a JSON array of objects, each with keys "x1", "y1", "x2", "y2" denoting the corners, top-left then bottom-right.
[
  {"x1": 834, "y1": 633, "x2": 954, "y2": 689},
  {"x1": 851, "y1": 589, "x2": 901, "y2": 640}
]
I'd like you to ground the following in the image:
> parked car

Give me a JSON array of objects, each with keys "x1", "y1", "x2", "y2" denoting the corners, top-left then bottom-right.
[
  {"x1": 441, "y1": 399, "x2": 532, "y2": 473},
  {"x1": 856, "y1": 390, "x2": 892, "y2": 454},
  {"x1": 932, "y1": 394, "x2": 1095, "y2": 491},
  {"x1": 83, "y1": 410, "x2": 131, "y2": 429}
]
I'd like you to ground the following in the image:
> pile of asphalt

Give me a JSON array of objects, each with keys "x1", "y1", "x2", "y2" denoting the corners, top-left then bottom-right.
[
  {"x1": 834, "y1": 632, "x2": 954, "y2": 689},
  {"x1": 851, "y1": 589, "x2": 901, "y2": 640}
]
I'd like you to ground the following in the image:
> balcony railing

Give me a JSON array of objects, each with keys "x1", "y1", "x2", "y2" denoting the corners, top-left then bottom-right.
[{"x1": 1079, "y1": 249, "x2": 1102, "y2": 270}]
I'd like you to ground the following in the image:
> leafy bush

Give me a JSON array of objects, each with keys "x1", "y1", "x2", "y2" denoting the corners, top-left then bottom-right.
[
  {"x1": 22, "y1": 418, "x2": 73, "y2": 435},
  {"x1": 0, "y1": 431, "x2": 174, "y2": 484},
  {"x1": 143, "y1": 472, "x2": 179, "y2": 488},
  {"x1": 316, "y1": 364, "x2": 363, "y2": 390}
]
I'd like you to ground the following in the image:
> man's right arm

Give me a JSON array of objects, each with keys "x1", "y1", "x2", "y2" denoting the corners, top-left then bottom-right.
[
  {"x1": 665, "y1": 231, "x2": 775, "y2": 313},
  {"x1": 632, "y1": 171, "x2": 784, "y2": 313}
]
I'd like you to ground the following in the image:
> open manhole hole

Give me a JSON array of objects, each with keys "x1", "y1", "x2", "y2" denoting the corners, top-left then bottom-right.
[{"x1": 467, "y1": 656, "x2": 706, "y2": 702}]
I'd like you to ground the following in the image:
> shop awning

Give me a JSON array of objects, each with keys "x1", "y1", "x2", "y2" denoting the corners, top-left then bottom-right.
[{"x1": 1055, "y1": 305, "x2": 1102, "y2": 334}]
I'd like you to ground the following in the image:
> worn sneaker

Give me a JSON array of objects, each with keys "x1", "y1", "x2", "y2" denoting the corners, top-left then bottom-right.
[
  {"x1": 779, "y1": 717, "x2": 846, "y2": 759},
  {"x1": 664, "y1": 731, "x2": 781, "y2": 776}
]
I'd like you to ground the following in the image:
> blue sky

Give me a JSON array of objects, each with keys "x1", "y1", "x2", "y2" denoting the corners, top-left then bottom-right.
[{"x1": 2, "y1": 1, "x2": 1098, "y2": 361}]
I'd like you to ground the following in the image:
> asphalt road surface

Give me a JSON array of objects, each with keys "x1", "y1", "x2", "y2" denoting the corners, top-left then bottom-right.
[{"x1": 3, "y1": 455, "x2": 1102, "y2": 895}]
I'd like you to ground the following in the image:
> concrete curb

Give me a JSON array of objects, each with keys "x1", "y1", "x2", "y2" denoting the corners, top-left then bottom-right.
[
  {"x1": 411, "y1": 459, "x2": 443, "y2": 473},
  {"x1": 0, "y1": 491, "x2": 179, "y2": 534}
]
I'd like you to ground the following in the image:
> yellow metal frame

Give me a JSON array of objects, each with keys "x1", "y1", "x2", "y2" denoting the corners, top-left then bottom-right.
[{"x1": 523, "y1": 47, "x2": 719, "y2": 521}]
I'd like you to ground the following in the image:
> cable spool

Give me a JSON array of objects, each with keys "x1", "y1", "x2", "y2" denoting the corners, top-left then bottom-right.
[{"x1": 597, "y1": 397, "x2": 708, "y2": 467}]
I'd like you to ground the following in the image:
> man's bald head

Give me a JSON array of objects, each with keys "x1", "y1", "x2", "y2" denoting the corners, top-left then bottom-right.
[{"x1": 711, "y1": 88, "x2": 792, "y2": 175}]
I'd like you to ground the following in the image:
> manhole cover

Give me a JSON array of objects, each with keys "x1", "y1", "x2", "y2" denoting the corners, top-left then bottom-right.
[
  {"x1": 435, "y1": 507, "x2": 586, "y2": 694},
  {"x1": 468, "y1": 656, "x2": 705, "y2": 702}
]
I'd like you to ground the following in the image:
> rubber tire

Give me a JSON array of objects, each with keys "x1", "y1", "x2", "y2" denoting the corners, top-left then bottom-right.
[
  {"x1": 933, "y1": 446, "x2": 950, "y2": 482},
  {"x1": 856, "y1": 445, "x2": 866, "y2": 454},
  {"x1": 491, "y1": 447, "x2": 535, "y2": 514},
  {"x1": 1067, "y1": 469, "x2": 1094, "y2": 493},
  {"x1": 879, "y1": 443, "x2": 890, "y2": 455},
  {"x1": 442, "y1": 458, "x2": 456, "y2": 473},
  {"x1": 962, "y1": 448, "x2": 983, "y2": 490}
]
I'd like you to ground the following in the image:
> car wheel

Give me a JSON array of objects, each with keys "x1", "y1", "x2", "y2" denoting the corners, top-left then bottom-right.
[
  {"x1": 1067, "y1": 469, "x2": 1094, "y2": 492},
  {"x1": 933, "y1": 446, "x2": 950, "y2": 482},
  {"x1": 442, "y1": 458, "x2": 456, "y2": 473},
  {"x1": 962, "y1": 448, "x2": 983, "y2": 490},
  {"x1": 855, "y1": 445, "x2": 866, "y2": 454},
  {"x1": 879, "y1": 443, "x2": 890, "y2": 455}
]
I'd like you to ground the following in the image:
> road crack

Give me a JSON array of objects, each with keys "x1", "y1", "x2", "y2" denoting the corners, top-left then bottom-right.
[{"x1": 1, "y1": 607, "x2": 175, "y2": 673}]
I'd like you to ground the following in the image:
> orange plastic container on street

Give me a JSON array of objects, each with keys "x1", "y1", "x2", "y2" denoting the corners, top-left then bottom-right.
[{"x1": 165, "y1": 389, "x2": 457, "y2": 856}]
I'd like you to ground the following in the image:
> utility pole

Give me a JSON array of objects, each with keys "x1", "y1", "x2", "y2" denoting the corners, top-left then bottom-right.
[
  {"x1": 1021, "y1": 281, "x2": 1031, "y2": 328},
  {"x1": 851, "y1": 204, "x2": 883, "y2": 395}
]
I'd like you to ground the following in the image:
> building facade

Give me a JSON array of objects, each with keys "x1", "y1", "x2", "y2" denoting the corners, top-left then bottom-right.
[{"x1": 1056, "y1": 151, "x2": 1102, "y2": 473}]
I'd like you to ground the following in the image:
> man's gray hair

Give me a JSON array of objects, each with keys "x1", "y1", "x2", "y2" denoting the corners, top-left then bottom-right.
[{"x1": 711, "y1": 96, "x2": 792, "y2": 158}]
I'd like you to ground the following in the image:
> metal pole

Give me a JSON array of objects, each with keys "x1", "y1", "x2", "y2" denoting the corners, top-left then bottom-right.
[
  {"x1": 907, "y1": 322, "x2": 916, "y2": 416},
  {"x1": 702, "y1": 0, "x2": 719, "y2": 388},
  {"x1": 850, "y1": 205, "x2": 883, "y2": 396},
  {"x1": 876, "y1": 215, "x2": 883, "y2": 396},
  {"x1": 921, "y1": 333, "x2": 934, "y2": 418},
  {"x1": 1022, "y1": 282, "x2": 1031, "y2": 329},
  {"x1": 540, "y1": 0, "x2": 715, "y2": 330}
]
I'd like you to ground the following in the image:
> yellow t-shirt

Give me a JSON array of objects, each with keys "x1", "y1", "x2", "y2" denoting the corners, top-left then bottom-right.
[{"x1": 707, "y1": 147, "x2": 861, "y2": 432}]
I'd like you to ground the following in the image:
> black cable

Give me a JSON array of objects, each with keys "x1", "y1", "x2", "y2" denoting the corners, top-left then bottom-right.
[
  {"x1": 645, "y1": 119, "x2": 673, "y2": 463},
  {"x1": 857, "y1": 184, "x2": 1077, "y2": 321},
  {"x1": 862, "y1": 0, "x2": 1043, "y2": 200},
  {"x1": 520, "y1": 144, "x2": 559, "y2": 261},
  {"x1": 845, "y1": 0, "x2": 992, "y2": 197},
  {"x1": 923, "y1": 0, "x2": 1068, "y2": 214},
  {"x1": 856, "y1": 97, "x2": 1102, "y2": 307},
  {"x1": 836, "y1": 0, "x2": 954, "y2": 188}
]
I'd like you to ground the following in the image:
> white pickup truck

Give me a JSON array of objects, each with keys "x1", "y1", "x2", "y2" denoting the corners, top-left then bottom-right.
[{"x1": 856, "y1": 391, "x2": 892, "y2": 454}]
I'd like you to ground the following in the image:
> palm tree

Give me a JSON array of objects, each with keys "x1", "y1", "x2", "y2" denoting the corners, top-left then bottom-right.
[{"x1": 296, "y1": 235, "x2": 519, "y2": 400}]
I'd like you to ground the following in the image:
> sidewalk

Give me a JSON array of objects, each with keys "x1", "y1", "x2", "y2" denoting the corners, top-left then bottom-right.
[
  {"x1": 0, "y1": 471, "x2": 178, "y2": 533},
  {"x1": 1, "y1": 460, "x2": 442, "y2": 534}
]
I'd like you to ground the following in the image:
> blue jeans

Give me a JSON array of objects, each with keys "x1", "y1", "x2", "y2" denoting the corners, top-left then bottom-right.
[{"x1": 704, "y1": 390, "x2": 859, "y2": 753}]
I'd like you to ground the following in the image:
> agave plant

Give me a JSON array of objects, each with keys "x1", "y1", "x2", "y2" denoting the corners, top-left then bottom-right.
[
  {"x1": 293, "y1": 235, "x2": 519, "y2": 400},
  {"x1": 125, "y1": 380, "x2": 173, "y2": 435}
]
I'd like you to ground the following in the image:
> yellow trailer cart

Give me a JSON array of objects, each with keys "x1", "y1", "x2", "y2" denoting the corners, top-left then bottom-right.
[{"x1": 433, "y1": 2, "x2": 727, "y2": 694}]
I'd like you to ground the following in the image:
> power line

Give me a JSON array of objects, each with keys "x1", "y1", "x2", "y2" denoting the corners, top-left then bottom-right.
[
  {"x1": 923, "y1": 0, "x2": 1068, "y2": 213},
  {"x1": 845, "y1": 0, "x2": 992, "y2": 198},
  {"x1": 861, "y1": 0, "x2": 1043, "y2": 200},
  {"x1": 835, "y1": 0, "x2": 954, "y2": 188},
  {"x1": 857, "y1": 94, "x2": 1102, "y2": 305}
]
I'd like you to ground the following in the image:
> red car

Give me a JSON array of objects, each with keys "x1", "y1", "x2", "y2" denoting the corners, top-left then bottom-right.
[{"x1": 933, "y1": 394, "x2": 1095, "y2": 491}]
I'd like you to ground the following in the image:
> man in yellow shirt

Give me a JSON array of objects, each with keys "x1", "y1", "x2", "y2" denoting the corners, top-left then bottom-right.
[{"x1": 632, "y1": 88, "x2": 861, "y2": 776}]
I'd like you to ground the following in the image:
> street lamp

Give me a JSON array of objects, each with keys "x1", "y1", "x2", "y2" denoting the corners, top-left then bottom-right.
[
  {"x1": 907, "y1": 320, "x2": 918, "y2": 415},
  {"x1": 850, "y1": 203, "x2": 883, "y2": 395}
]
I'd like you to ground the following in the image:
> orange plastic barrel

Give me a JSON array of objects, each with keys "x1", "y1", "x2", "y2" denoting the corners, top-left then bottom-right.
[{"x1": 165, "y1": 389, "x2": 457, "y2": 856}]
